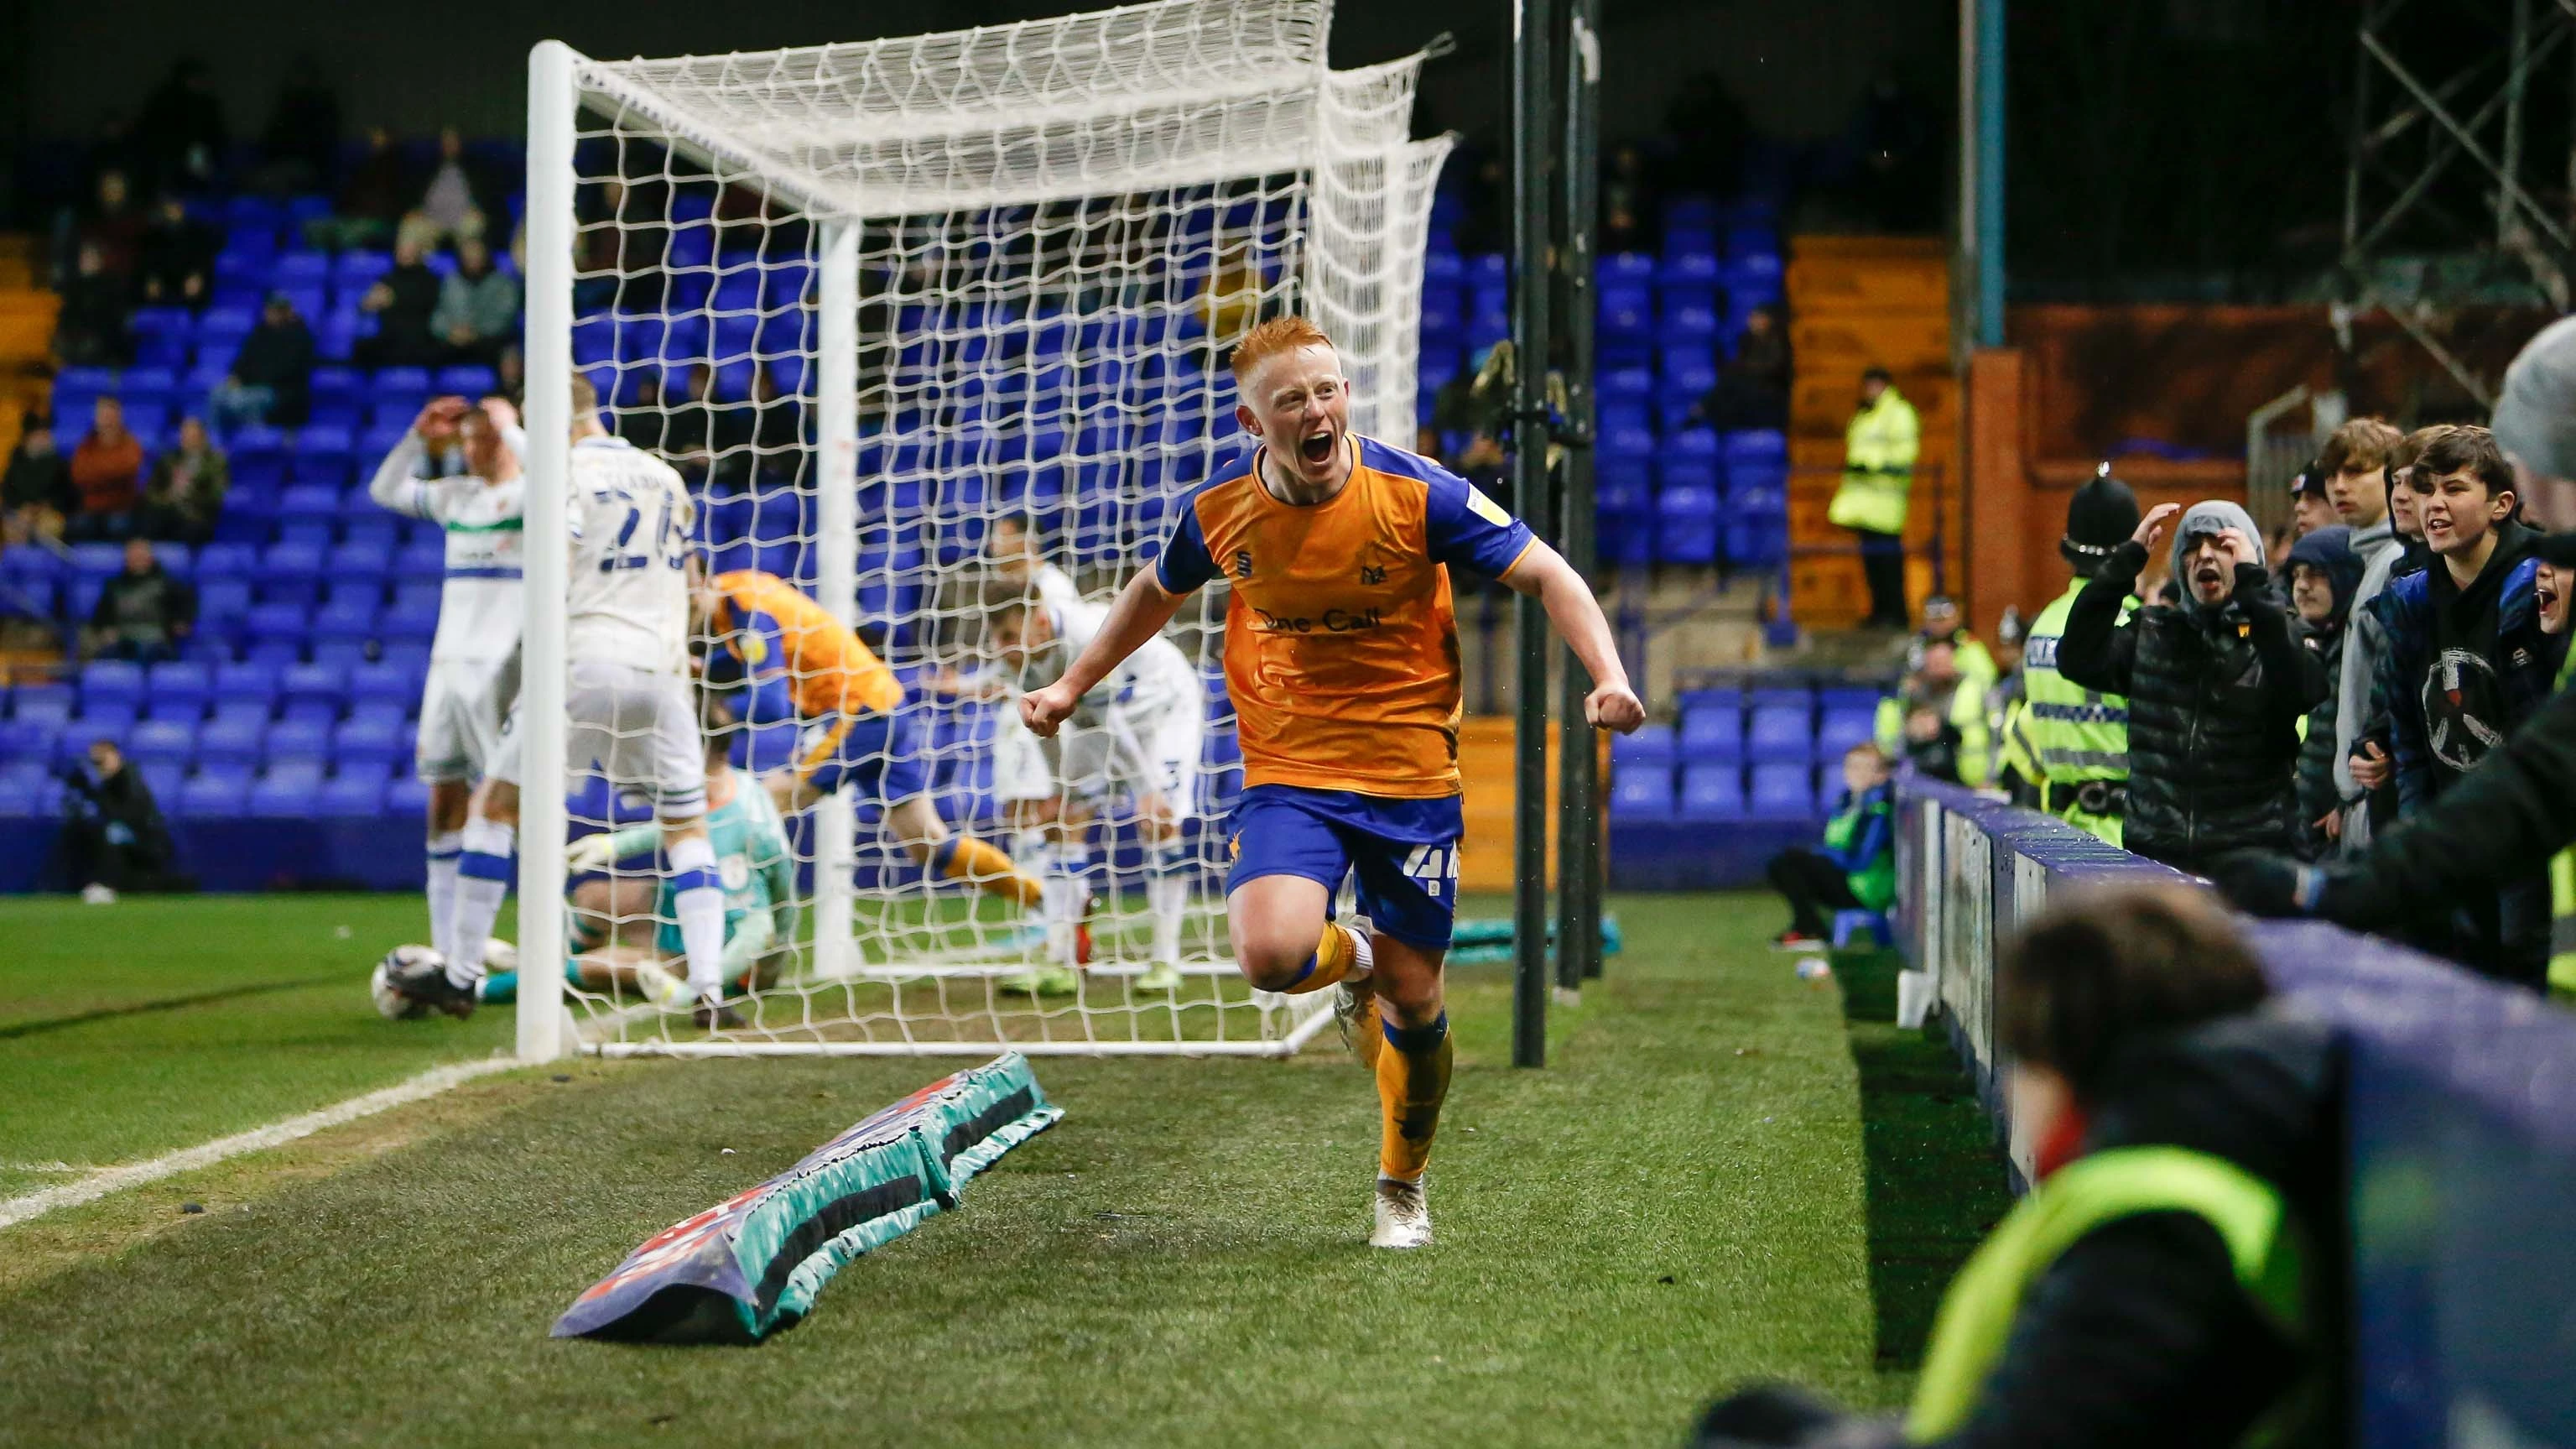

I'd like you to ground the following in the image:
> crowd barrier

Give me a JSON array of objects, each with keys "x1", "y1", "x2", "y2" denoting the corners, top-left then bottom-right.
[{"x1": 1897, "y1": 774, "x2": 2576, "y2": 1446}]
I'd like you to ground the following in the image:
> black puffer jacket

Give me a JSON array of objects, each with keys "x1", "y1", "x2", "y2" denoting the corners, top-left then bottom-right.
[{"x1": 2057, "y1": 542, "x2": 2328, "y2": 872}]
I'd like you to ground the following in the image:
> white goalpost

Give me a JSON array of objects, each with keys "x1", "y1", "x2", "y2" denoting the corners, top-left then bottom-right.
[{"x1": 515, "y1": 0, "x2": 1451, "y2": 1061}]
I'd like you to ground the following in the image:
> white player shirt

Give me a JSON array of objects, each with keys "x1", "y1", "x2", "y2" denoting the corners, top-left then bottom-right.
[
  {"x1": 1026, "y1": 597, "x2": 1200, "y2": 734},
  {"x1": 564, "y1": 433, "x2": 695, "y2": 675},
  {"x1": 367, "y1": 433, "x2": 527, "y2": 665},
  {"x1": 1029, "y1": 560, "x2": 1082, "y2": 616}
]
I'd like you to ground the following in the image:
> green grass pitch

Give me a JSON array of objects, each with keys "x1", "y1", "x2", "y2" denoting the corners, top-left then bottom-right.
[{"x1": 0, "y1": 891, "x2": 2004, "y2": 1447}]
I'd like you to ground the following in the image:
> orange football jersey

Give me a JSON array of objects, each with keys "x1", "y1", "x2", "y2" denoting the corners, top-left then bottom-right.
[
  {"x1": 1155, "y1": 435, "x2": 1535, "y2": 797},
  {"x1": 708, "y1": 570, "x2": 905, "y2": 718}
]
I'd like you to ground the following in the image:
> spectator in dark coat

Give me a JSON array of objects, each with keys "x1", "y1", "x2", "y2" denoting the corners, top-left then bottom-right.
[
  {"x1": 317, "y1": 128, "x2": 409, "y2": 251},
  {"x1": 65, "y1": 397, "x2": 145, "y2": 543},
  {"x1": 251, "y1": 54, "x2": 340, "y2": 196},
  {"x1": 2286, "y1": 525, "x2": 2361, "y2": 860},
  {"x1": 1693, "y1": 305, "x2": 1790, "y2": 431},
  {"x1": 354, "y1": 232, "x2": 443, "y2": 367},
  {"x1": 408, "y1": 125, "x2": 507, "y2": 248},
  {"x1": 53, "y1": 242, "x2": 133, "y2": 368},
  {"x1": 431, "y1": 236, "x2": 522, "y2": 366},
  {"x1": 210, "y1": 293, "x2": 318, "y2": 430},
  {"x1": 2, "y1": 418, "x2": 75, "y2": 545},
  {"x1": 135, "y1": 60, "x2": 226, "y2": 192},
  {"x1": 138, "y1": 417, "x2": 229, "y2": 546},
  {"x1": 136, "y1": 194, "x2": 217, "y2": 308},
  {"x1": 62, "y1": 738, "x2": 184, "y2": 902},
  {"x1": 2057, "y1": 500, "x2": 2327, "y2": 874},
  {"x1": 75, "y1": 169, "x2": 148, "y2": 284},
  {"x1": 85, "y1": 535, "x2": 195, "y2": 664}
]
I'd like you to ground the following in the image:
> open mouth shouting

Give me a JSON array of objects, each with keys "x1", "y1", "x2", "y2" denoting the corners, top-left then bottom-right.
[{"x1": 1298, "y1": 425, "x2": 1338, "y2": 467}]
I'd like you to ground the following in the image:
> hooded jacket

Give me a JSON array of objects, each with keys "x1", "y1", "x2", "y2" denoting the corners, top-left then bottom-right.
[
  {"x1": 2288, "y1": 528, "x2": 2363, "y2": 854},
  {"x1": 2331, "y1": 514, "x2": 2406, "y2": 839},
  {"x1": 2370, "y1": 518, "x2": 2565, "y2": 812},
  {"x1": 2058, "y1": 502, "x2": 2328, "y2": 870}
]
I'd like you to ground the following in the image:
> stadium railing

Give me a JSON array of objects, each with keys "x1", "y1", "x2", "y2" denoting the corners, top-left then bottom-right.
[{"x1": 1896, "y1": 772, "x2": 2576, "y2": 1446}]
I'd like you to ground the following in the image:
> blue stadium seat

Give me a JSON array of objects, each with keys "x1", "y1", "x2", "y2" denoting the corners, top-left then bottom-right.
[
  {"x1": 1747, "y1": 699, "x2": 1814, "y2": 762},
  {"x1": 1677, "y1": 704, "x2": 1743, "y2": 761},
  {"x1": 56, "y1": 709, "x2": 133, "y2": 769},
  {"x1": 242, "y1": 601, "x2": 309, "y2": 657},
  {"x1": 263, "y1": 716, "x2": 332, "y2": 763},
  {"x1": 315, "y1": 773, "x2": 388, "y2": 816},
  {"x1": 9, "y1": 683, "x2": 75, "y2": 726},
  {"x1": 333, "y1": 711, "x2": 409, "y2": 769},
  {"x1": 174, "y1": 767, "x2": 251, "y2": 817},
  {"x1": 347, "y1": 659, "x2": 416, "y2": 711},
  {"x1": 81, "y1": 659, "x2": 148, "y2": 713},
  {"x1": 1816, "y1": 706, "x2": 1876, "y2": 762},
  {"x1": 279, "y1": 663, "x2": 348, "y2": 721},
  {"x1": 0, "y1": 716, "x2": 56, "y2": 762},
  {"x1": 1596, "y1": 284, "x2": 1652, "y2": 340},
  {"x1": 257, "y1": 539, "x2": 329, "y2": 605},
  {"x1": 311, "y1": 597, "x2": 377, "y2": 649},
  {"x1": 1597, "y1": 366, "x2": 1655, "y2": 402},
  {"x1": 294, "y1": 424, "x2": 356, "y2": 486},
  {"x1": 1609, "y1": 722, "x2": 1675, "y2": 769},
  {"x1": 212, "y1": 659, "x2": 279, "y2": 708},
  {"x1": 144, "y1": 660, "x2": 214, "y2": 720},
  {"x1": 334, "y1": 250, "x2": 393, "y2": 289},
  {"x1": 1610, "y1": 763, "x2": 1675, "y2": 821},
  {"x1": 1662, "y1": 428, "x2": 1722, "y2": 493},
  {"x1": 0, "y1": 769, "x2": 52, "y2": 817},
  {"x1": 1677, "y1": 763, "x2": 1746, "y2": 821},
  {"x1": 1600, "y1": 252, "x2": 1658, "y2": 284},
  {"x1": 1657, "y1": 484, "x2": 1720, "y2": 566},
  {"x1": 126, "y1": 717, "x2": 196, "y2": 772},
  {"x1": 434, "y1": 363, "x2": 497, "y2": 398},
  {"x1": 1748, "y1": 761, "x2": 1817, "y2": 818},
  {"x1": 387, "y1": 776, "x2": 429, "y2": 817},
  {"x1": 196, "y1": 713, "x2": 265, "y2": 770},
  {"x1": 248, "y1": 761, "x2": 328, "y2": 817}
]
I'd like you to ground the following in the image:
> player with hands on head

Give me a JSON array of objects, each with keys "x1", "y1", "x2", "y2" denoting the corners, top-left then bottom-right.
[
  {"x1": 367, "y1": 393, "x2": 526, "y2": 970},
  {"x1": 1022, "y1": 316, "x2": 1641, "y2": 1251},
  {"x1": 2053, "y1": 497, "x2": 2327, "y2": 875}
]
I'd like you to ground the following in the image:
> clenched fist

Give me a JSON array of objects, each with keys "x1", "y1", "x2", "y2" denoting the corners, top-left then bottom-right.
[
  {"x1": 1020, "y1": 680, "x2": 1080, "y2": 738},
  {"x1": 1586, "y1": 681, "x2": 1646, "y2": 733}
]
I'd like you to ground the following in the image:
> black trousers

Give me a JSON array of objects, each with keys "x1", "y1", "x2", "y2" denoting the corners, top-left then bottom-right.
[
  {"x1": 1855, "y1": 528, "x2": 1907, "y2": 627},
  {"x1": 1767, "y1": 847, "x2": 1862, "y2": 936},
  {"x1": 63, "y1": 818, "x2": 184, "y2": 894}
]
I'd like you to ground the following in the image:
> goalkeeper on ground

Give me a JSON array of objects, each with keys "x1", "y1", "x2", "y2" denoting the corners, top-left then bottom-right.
[
  {"x1": 692, "y1": 566, "x2": 1043, "y2": 915},
  {"x1": 474, "y1": 706, "x2": 794, "y2": 1017},
  {"x1": 1022, "y1": 316, "x2": 1642, "y2": 1250}
]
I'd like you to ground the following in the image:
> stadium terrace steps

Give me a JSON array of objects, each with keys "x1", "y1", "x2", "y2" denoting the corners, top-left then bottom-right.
[{"x1": 1784, "y1": 235, "x2": 1959, "y2": 630}]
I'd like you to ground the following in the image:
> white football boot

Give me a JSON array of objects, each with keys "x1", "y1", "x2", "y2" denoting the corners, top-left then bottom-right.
[{"x1": 1371, "y1": 1174, "x2": 1432, "y2": 1249}]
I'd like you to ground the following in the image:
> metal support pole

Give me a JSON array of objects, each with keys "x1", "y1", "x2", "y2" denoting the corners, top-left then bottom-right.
[
  {"x1": 515, "y1": 40, "x2": 579, "y2": 1064},
  {"x1": 1510, "y1": 0, "x2": 1557, "y2": 1068},
  {"x1": 2505, "y1": 0, "x2": 2532, "y2": 247},
  {"x1": 1556, "y1": 0, "x2": 1601, "y2": 991},
  {"x1": 1974, "y1": 0, "x2": 2006, "y2": 348},
  {"x1": 812, "y1": 220, "x2": 861, "y2": 978}
]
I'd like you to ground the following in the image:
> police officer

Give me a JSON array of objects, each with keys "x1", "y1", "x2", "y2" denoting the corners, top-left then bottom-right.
[
  {"x1": 1830, "y1": 366, "x2": 1922, "y2": 628},
  {"x1": 1999, "y1": 466, "x2": 2140, "y2": 845}
]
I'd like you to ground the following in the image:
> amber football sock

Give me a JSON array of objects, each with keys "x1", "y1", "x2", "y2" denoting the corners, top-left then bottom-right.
[
  {"x1": 1278, "y1": 920, "x2": 1366, "y2": 995},
  {"x1": 1376, "y1": 1011, "x2": 1453, "y2": 1182},
  {"x1": 934, "y1": 836, "x2": 1043, "y2": 909}
]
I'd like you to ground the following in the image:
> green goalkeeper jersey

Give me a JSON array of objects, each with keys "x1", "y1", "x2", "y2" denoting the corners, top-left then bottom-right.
[{"x1": 596, "y1": 778, "x2": 796, "y2": 977}]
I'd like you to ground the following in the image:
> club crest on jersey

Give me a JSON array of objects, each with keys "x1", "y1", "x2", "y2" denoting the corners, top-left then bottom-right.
[
  {"x1": 1232, "y1": 550, "x2": 1255, "y2": 580},
  {"x1": 1359, "y1": 563, "x2": 1387, "y2": 586}
]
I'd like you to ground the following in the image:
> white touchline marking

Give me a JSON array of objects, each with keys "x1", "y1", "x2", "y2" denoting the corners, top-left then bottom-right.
[{"x1": 0, "y1": 1056, "x2": 524, "y2": 1233}]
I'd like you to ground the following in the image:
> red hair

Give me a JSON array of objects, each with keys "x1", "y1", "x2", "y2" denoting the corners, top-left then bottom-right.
[{"x1": 1228, "y1": 315, "x2": 1335, "y2": 384}]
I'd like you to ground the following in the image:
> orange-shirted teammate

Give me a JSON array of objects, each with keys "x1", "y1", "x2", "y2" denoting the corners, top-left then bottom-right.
[
  {"x1": 695, "y1": 569, "x2": 1044, "y2": 923},
  {"x1": 1023, "y1": 317, "x2": 1643, "y2": 1248}
]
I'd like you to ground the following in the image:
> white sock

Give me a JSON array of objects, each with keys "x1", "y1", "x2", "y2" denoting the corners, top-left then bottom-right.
[
  {"x1": 1017, "y1": 831, "x2": 1059, "y2": 930},
  {"x1": 669, "y1": 833, "x2": 727, "y2": 1000},
  {"x1": 449, "y1": 818, "x2": 516, "y2": 989},
  {"x1": 1147, "y1": 847, "x2": 1189, "y2": 965},
  {"x1": 425, "y1": 831, "x2": 463, "y2": 963},
  {"x1": 1345, "y1": 920, "x2": 1376, "y2": 981},
  {"x1": 1042, "y1": 845, "x2": 1089, "y2": 967}
]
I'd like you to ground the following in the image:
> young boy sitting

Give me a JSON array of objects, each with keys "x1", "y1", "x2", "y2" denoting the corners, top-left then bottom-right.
[{"x1": 1765, "y1": 743, "x2": 1896, "y2": 950}]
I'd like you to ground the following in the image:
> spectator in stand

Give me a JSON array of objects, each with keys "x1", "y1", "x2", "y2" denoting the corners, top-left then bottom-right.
[
  {"x1": 61, "y1": 738, "x2": 184, "y2": 903},
  {"x1": 1692, "y1": 884, "x2": 2339, "y2": 1449},
  {"x1": 745, "y1": 364, "x2": 811, "y2": 488},
  {"x1": 1915, "y1": 594, "x2": 1998, "y2": 701},
  {"x1": 2056, "y1": 501, "x2": 2325, "y2": 874},
  {"x1": 2287, "y1": 461, "x2": 2335, "y2": 539},
  {"x1": 138, "y1": 416, "x2": 229, "y2": 546},
  {"x1": 1876, "y1": 638, "x2": 1990, "y2": 787},
  {"x1": 2286, "y1": 525, "x2": 2360, "y2": 860},
  {"x1": 51, "y1": 242, "x2": 133, "y2": 368},
  {"x1": 2, "y1": 416, "x2": 75, "y2": 545},
  {"x1": 2364, "y1": 425, "x2": 2564, "y2": 984},
  {"x1": 319, "y1": 127, "x2": 409, "y2": 251},
  {"x1": 2349, "y1": 422, "x2": 2442, "y2": 840},
  {"x1": 75, "y1": 169, "x2": 148, "y2": 284},
  {"x1": 408, "y1": 125, "x2": 506, "y2": 248},
  {"x1": 1900, "y1": 700, "x2": 1964, "y2": 784},
  {"x1": 249, "y1": 55, "x2": 340, "y2": 197},
  {"x1": 134, "y1": 59, "x2": 226, "y2": 192},
  {"x1": 136, "y1": 193, "x2": 216, "y2": 308},
  {"x1": 1427, "y1": 343, "x2": 1509, "y2": 500},
  {"x1": 1599, "y1": 143, "x2": 1660, "y2": 255},
  {"x1": 1691, "y1": 305, "x2": 1789, "y2": 430},
  {"x1": 1831, "y1": 367, "x2": 1921, "y2": 629},
  {"x1": 1762, "y1": 743, "x2": 1894, "y2": 951},
  {"x1": 209, "y1": 292, "x2": 318, "y2": 431},
  {"x1": 84, "y1": 535, "x2": 195, "y2": 664},
  {"x1": 354, "y1": 231, "x2": 444, "y2": 367},
  {"x1": 65, "y1": 397, "x2": 144, "y2": 543},
  {"x1": 495, "y1": 344, "x2": 524, "y2": 407},
  {"x1": 431, "y1": 236, "x2": 521, "y2": 367}
]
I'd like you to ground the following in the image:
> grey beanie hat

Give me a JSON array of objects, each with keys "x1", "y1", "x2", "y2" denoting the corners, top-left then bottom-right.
[{"x1": 2493, "y1": 315, "x2": 2576, "y2": 485}]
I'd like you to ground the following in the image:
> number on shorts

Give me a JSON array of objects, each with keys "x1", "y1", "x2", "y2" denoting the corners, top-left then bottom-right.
[{"x1": 1402, "y1": 842, "x2": 1460, "y2": 899}]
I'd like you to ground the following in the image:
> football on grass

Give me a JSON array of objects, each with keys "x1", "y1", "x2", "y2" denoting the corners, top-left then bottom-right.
[{"x1": 371, "y1": 946, "x2": 440, "y2": 1021}]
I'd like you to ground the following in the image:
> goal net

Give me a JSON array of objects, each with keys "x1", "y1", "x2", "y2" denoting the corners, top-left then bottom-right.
[{"x1": 513, "y1": 0, "x2": 1453, "y2": 1059}]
